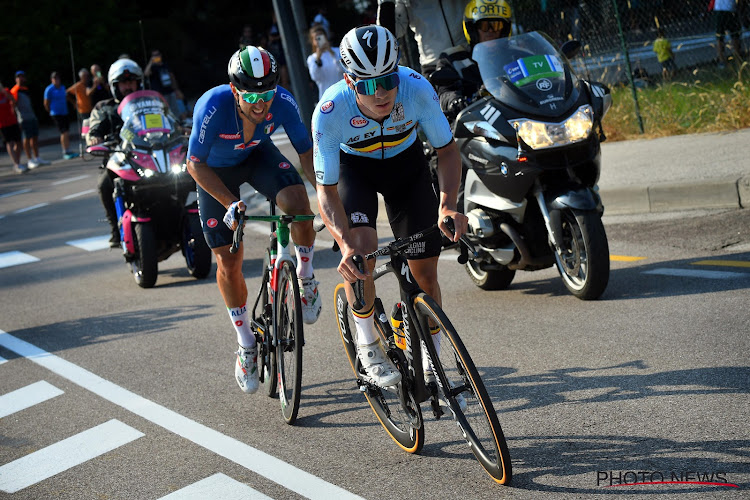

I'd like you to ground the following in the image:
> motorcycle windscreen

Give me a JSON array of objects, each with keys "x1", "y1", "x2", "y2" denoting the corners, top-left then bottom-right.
[
  {"x1": 117, "y1": 90, "x2": 180, "y2": 149},
  {"x1": 473, "y1": 31, "x2": 580, "y2": 118}
]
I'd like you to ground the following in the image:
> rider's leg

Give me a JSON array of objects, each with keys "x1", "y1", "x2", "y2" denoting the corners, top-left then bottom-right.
[
  {"x1": 409, "y1": 256, "x2": 443, "y2": 359},
  {"x1": 344, "y1": 226, "x2": 379, "y2": 343},
  {"x1": 276, "y1": 183, "x2": 315, "y2": 276}
]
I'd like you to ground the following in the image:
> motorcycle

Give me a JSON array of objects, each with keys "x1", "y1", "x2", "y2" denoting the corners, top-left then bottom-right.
[
  {"x1": 430, "y1": 31, "x2": 612, "y2": 300},
  {"x1": 87, "y1": 90, "x2": 211, "y2": 288}
]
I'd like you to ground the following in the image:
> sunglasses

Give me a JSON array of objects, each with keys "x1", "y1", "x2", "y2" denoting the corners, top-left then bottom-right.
[
  {"x1": 352, "y1": 72, "x2": 400, "y2": 95},
  {"x1": 238, "y1": 87, "x2": 276, "y2": 104},
  {"x1": 477, "y1": 20, "x2": 507, "y2": 32}
]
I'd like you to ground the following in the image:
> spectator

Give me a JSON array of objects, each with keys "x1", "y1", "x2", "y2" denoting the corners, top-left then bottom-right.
[
  {"x1": 1, "y1": 80, "x2": 25, "y2": 173},
  {"x1": 89, "y1": 64, "x2": 112, "y2": 106},
  {"x1": 712, "y1": 0, "x2": 743, "y2": 68},
  {"x1": 239, "y1": 25, "x2": 256, "y2": 50},
  {"x1": 10, "y1": 71, "x2": 49, "y2": 169},
  {"x1": 311, "y1": 5, "x2": 331, "y2": 37},
  {"x1": 268, "y1": 13, "x2": 291, "y2": 88},
  {"x1": 377, "y1": 0, "x2": 466, "y2": 74},
  {"x1": 67, "y1": 68, "x2": 94, "y2": 119},
  {"x1": 44, "y1": 71, "x2": 78, "y2": 160},
  {"x1": 653, "y1": 28, "x2": 676, "y2": 80},
  {"x1": 307, "y1": 24, "x2": 343, "y2": 101},
  {"x1": 144, "y1": 49, "x2": 186, "y2": 118}
]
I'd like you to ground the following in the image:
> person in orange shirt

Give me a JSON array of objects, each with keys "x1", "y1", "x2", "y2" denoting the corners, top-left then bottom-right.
[{"x1": 66, "y1": 68, "x2": 94, "y2": 119}]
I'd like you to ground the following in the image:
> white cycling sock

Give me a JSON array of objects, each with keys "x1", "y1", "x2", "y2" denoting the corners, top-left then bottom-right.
[
  {"x1": 352, "y1": 305, "x2": 378, "y2": 345},
  {"x1": 295, "y1": 244, "x2": 314, "y2": 279},
  {"x1": 227, "y1": 303, "x2": 255, "y2": 349}
]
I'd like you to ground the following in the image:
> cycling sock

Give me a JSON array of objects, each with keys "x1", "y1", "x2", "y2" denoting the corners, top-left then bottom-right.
[
  {"x1": 352, "y1": 305, "x2": 378, "y2": 345},
  {"x1": 227, "y1": 303, "x2": 255, "y2": 348},
  {"x1": 295, "y1": 244, "x2": 314, "y2": 279},
  {"x1": 430, "y1": 325, "x2": 441, "y2": 357}
]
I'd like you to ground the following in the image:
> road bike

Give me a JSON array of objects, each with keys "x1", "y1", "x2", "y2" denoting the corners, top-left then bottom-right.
[
  {"x1": 316, "y1": 217, "x2": 512, "y2": 483},
  {"x1": 231, "y1": 201, "x2": 315, "y2": 425}
]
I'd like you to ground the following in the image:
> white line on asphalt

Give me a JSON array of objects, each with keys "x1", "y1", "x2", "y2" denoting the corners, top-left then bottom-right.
[
  {"x1": 0, "y1": 251, "x2": 40, "y2": 269},
  {"x1": 0, "y1": 380, "x2": 64, "y2": 419},
  {"x1": 643, "y1": 268, "x2": 746, "y2": 279},
  {"x1": 0, "y1": 355, "x2": 6, "y2": 365},
  {"x1": 67, "y1": 235, "x2": 111, "y2": 251},
  {"x1": 62, "y1": 189, "x2": 97, "y2": 200},
  {"x1": 0, "y1": 189, "x2": 32, "y2": 199},
  {"x1": 0, "y1": 332, "x2": 363, "y2": 500},
  {"x1": 52, "y1": 175, "x2": 90, "y2": 185},
  {"x1": 13, "y1": 203, "x2": 49, "y2": 214},
  {"x1": 0, "y1": 419, "x2": 144, "y2": 493},
  {"x1": 159, "y1": 473, "x2": 273, "y2": 500}
]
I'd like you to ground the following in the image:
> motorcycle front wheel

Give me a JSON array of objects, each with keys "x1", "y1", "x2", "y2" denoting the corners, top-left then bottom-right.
[
  {"x1": 183, "y1": 213, "x2": 212, "y2": 279},
  {"x1": 133, "y1": 223, "x2": 158, "y2": 288},
  {"x1": 554, "y1": 209, "x2": 609, "y2": 300}
]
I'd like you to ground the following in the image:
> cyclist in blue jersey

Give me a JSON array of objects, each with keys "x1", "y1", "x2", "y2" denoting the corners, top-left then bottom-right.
[
  {"x1": 187, "y1": 46, "x2": 321, "y2": 395},
  {"x1": 313, "y1": 25, "x2": 468, "y2": 388}
]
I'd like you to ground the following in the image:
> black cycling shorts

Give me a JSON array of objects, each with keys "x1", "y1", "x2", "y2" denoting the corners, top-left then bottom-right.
[
  {"x1": 197, "y1": 140, "x2": 304, "y2": 249},
  {"x1": 338, "y1": 140, "x2": 441, "y2": 260}
]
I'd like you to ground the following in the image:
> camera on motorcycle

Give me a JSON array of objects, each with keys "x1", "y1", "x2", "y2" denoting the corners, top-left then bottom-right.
[{"x1": 560, "y1": 40, "x2": 582, "y2": 60}]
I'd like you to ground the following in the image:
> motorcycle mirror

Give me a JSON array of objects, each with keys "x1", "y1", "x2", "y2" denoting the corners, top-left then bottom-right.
[
  {"x1": 561, "y1": 40, "x2": 582, "y2": 59},
  {"x1": 86, "y1": 145, "x2": 111, "y2": 157}
]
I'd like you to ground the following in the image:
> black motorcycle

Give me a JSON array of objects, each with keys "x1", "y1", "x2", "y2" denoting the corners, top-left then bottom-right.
[
  {"x1": 87, "y1": 90, "x2": 211, "y2": 288},
  {"x1": 432, "y1": 31, "x2": 612, "y2": 300}
]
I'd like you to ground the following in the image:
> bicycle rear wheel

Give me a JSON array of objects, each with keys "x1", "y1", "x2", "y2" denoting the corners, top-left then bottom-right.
[
  {"x1": 334, "y1": 283, "x2": 424, "y2": 453},
  {"x1": 276, "y1": 261, "x2": 303, "y2": 425},
  {"x1": 414, "y1": 293, "x2": 512, "y2": 484}
]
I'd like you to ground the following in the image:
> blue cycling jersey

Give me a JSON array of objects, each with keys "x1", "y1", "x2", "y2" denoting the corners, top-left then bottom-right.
[
  {"x1": 312, "y1": 65, "x2": 453, "y2": 185},
  {"x1": 188, "y1": 84, "x2": 312, "y2": 167}
]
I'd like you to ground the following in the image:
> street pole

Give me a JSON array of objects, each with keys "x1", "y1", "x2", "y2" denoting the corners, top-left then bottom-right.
[
  {"x1": 272, "y1": 0, "x2": 316, "y2": 133},
  {"x1": 612, "y1": 0, "x2": 644, "y2": 134}
]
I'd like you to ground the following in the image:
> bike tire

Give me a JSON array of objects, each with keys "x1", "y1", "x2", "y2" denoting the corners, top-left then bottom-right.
[
  {"x1": 334, "y1": 283, "x2": 424, "y2": 454},
  {"x1": 133, "y1": 223, "x2": 158, "y2": 288},
  {"x1": 183, "y1": 212, "x2": 212, "y2": 279},
  {"x1": 276, "y1": 261, "x2": 303, "y2": 425},
  {"x1": 414, "y1": 293, "x2": 512, "y2": 484},
  {"x1": 260, "y1": 248, "x2": 277, "y2": 398}
]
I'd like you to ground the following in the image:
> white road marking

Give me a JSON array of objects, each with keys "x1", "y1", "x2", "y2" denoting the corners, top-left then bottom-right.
[
  {"x1": 0, "y1": 331, "x2": 363, "y2": 500},
  {"x1": 643, "y1": 268, "x2": 746, "y2": 279},
  {"x1": 0, "y1": 251, "x2": 40, "y2": 269},
  {"x1": 0, "y1": 355, "x2": 6, "y2": 365},
  {"x1": 0, "y1": 381, "x2": 64, "y2": 419},
  {"x1": 62, "y1": 189, "x2": 97, "y2": 200},
  {"x1": 67, "y1": 235, "x2": 111, "y2": 251},
  {"x1": 13, "y1": 203, "x2": 49, "y2": 214},
  {"x1": 52, "y1": 175, "x2": 90, "y2": 185},
  {"x1": 159, "y1": 473, "x2": 273, "y2": 500},
  {"x1": 0, "y1": 419, "x2": 144, "y2": 493},
  {"x1": 0, "y1": 189, "x2": 32, "y2": 199}
]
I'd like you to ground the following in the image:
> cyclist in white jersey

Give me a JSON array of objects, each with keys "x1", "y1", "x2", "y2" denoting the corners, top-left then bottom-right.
[{"x1": 313, "y1": 25, "x2": 468, "y2": 388}]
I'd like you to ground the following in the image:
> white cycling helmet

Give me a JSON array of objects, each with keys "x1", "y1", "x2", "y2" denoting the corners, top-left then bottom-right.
[
  {"x1": 339, "y1": 24, "x2": 400, "y2": 79},
  {"x1": 107, "y1": 58, "x2": 143, "y2": 102}
]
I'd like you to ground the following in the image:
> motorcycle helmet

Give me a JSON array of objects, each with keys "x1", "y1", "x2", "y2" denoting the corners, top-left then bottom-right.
[
  {"x1": 339, "y1": 24, "x2": 400, "y2": 79},
  {"x1": 228, "y1": 46, "x2": 279, "y2": 92},
  {"x1": 463, "y1": 0, "x2": 513, "y2": 47},
  {"x1": 108, "y1": 58, "x2": 143, "y2": 102}
]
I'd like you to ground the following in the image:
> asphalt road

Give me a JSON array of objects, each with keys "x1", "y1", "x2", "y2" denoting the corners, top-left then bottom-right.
[{"x1": 1, "y1": 158, "x2": 749, "y2": 499}]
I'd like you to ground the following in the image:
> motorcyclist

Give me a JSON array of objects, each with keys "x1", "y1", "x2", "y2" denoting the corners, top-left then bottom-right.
[
  {"x1": 431, "y1": 0, "x2": 513, "y2": 121},
  {"x1": 87, "y1": 59, "x2": 148, "y2": 247}
]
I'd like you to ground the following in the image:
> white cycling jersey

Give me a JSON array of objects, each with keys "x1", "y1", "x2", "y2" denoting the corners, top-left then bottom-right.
[{"x1": 312, "y1": 65, "x2": 453, "y2": 186}]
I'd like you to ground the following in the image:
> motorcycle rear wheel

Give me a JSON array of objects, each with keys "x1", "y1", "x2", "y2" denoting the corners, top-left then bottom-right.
[
  {"x1": 183, "y1": 213, "x2": 211, "y2": 279},
  {"x1": 465, "y1": 261, "x2": 516, "y2": 290},
  {"x1": 554, "y1": 209, "x2": 609, "y2": 300},
  {"x1": 133, "y1": 223, "x2": 158, "y2": 288}
]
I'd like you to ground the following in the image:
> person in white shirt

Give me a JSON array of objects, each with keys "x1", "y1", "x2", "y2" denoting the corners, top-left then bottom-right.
[{"x1": 306, "y1": 24, "x2": 343, "y2": 101}]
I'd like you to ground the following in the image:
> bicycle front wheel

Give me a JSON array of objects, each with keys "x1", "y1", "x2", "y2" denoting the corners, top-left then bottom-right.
[
  {"x1": 334, "y1": 283, "x2": 424, "y2": 454},
  {"x1": 414, "y1": 293, "x2": 512, "y2": 484},
  {"x1": 276, "y1": 261, "x2": 303, "y2": 425},
  {"x1": 260, "y1": 248, "x2": 277, "y2": 398}
]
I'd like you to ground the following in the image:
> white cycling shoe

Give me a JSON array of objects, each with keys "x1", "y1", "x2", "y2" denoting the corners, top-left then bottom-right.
[
  {"x1": 235, "y1": 345, "x2": 259, "y2": 394},
  {"x1": 299, "y1": 276, "x2": 322, "y2": 325},
  {"x1": 357, "y1": 340, "x2": 402, "y2": 387}
]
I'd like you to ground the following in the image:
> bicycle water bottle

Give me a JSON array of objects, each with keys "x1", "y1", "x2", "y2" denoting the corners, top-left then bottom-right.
[{"x1": 390, "y1": 302, "x2": 407, "y2": 350}]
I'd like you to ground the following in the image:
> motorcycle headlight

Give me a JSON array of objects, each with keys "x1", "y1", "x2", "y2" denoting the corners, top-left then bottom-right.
[
  {"x1": 136, "y1": 168, "x2": 155, "y2": 178},
  {"x1": 171, "y1": 163, "x2": 186, "y2": 174},
  {"x1": 510, "y1": 105, "x2": 593, "y2": 150}
]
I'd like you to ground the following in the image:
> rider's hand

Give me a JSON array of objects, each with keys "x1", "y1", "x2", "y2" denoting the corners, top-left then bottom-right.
[
  {"x1": 88, "y1": 136, "x2": 102, "y2": 146},
  {"x1": 223, "y1": 200, "x2": 247, "y2": 230},
  {"x1": 338, "y1": 246, "x2": 369, "y2": 283},
  {"x1": 447, "y1": 97, "x2": 468, "y2": 115},
  {"x1": 439, "y1": 210, "x2": 468, "y2": 242}
]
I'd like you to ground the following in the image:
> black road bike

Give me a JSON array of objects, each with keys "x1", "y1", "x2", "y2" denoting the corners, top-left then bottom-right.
[
  {"x1": 316, "y1": 217, "x2": 512, "y2": 483},
  {"x1": 231, "y1": 201, "x2": 315, "y2": 425}
]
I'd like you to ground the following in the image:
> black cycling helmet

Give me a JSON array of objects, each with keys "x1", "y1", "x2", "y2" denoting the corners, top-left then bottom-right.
[{"x1": 227, "y1": 46, "x2": 279, "y2": 92}]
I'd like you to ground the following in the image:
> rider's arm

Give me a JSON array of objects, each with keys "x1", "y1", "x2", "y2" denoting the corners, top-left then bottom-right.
[
  {"x1": 434, "y1": 141, "x2": 468, "y2": 242},
  {"x1": 186, "y1": 159, "x2": 240, "y2": 211},
  {"x1": 316, "y1": 184, "x2": 368, "y2": 282},
  {"x1": 297, "y1": 148, "x2": 316, "y2": 186}
]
